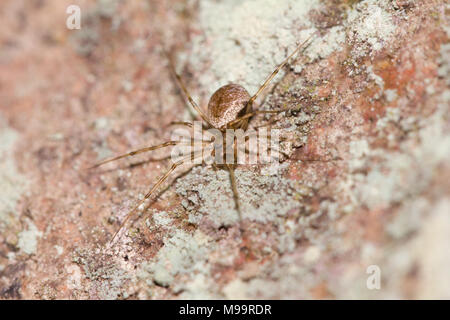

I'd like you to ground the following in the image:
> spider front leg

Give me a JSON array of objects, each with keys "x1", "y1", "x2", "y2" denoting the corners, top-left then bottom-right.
[
  {"x1": 165, "y1": 50, "x2": 214, "y2": 128},
  {"x1": 89, "y1": 141, "x2": 180, "y2": 169}
]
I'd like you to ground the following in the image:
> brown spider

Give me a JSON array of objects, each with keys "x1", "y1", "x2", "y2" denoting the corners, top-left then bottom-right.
[{"x1": 91, "y1": 34, "x2": 315, "y2": 244}]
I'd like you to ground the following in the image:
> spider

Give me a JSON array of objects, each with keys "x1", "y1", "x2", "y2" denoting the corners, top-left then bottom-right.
[{"x1": 91, "y1": 33, "x2": 316, "y2": 244}]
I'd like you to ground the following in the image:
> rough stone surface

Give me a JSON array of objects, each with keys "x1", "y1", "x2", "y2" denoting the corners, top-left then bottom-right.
[{"x1": 0, "y1": 0, "x2": 449, "y2": 299}]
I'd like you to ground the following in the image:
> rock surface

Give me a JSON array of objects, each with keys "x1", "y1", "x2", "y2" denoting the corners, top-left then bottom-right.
[{"x1": 0, "y1": 0, "x2": 449, "y2": 299}]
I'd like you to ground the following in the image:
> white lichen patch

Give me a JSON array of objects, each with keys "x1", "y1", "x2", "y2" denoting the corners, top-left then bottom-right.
[
  {"x1": 17, "y1": 219, "x2": 42, "y2": 255},
  {"x1": 187, "y1": 0, "x2": 397, "y2": 97},
  {"x1": 97, "y1": 267, "x2": 130, "y2": 300},
  {"x1": 154, "y1": 212, "x2": 172, "y2": 227},
  {"x1": 376, "y1": 107, "x2": 401, "y2": 131},
  {"x1": 66, "y1": 265, "x2": 82, "y2": 291},
  {"x1": 348, "y1": 138, "x2": 370, "y2": 171},
  {"x1": 384, "y1": 89, "x2": 398, "y2": 103},
  {"x1": 142, "y1": 229, "x2": 211, "y2": 287},
  {"x1": 386, "y1": 197, "x2": 429, "y2": 240},
  {"x1": 74, "y1": 249, "x2": 131, "y2": 300},
  {"x1": 176, "y1": 166, "x2": 299, "y2": 226},
  {"x1": 223, "y1": 253, "x2": 316, "y2": 299},
  {"x1": 178, "y1": 273, "x2": 220, "y2": 299},
  {"x1": 184, "y1": 0, "x2": 398, "y2": 118},
  {"x1": 354, "y1": 152, "x2": 425, "y2": 210},
  {"x1": 94, "y1": 117, "x2": 110, "y2": 130},
  {"x1": 223, "y1": 279, "x2": 249, "y2": 300},
  {"x1": 146, "y1": 210, "x2": 173, "y2": 229},
  {"x1": 304, "y1": 26, "x2": 346, "y2": 61},
  {"x1": 0, "y1": 115, "x2": 28, "y2": 228},
  {"x1": 347, "y1": 0, "x2": 396, "y2": 57},
  {"x1": 188, "y1": 0, "x2": 320, "y2": 98}
]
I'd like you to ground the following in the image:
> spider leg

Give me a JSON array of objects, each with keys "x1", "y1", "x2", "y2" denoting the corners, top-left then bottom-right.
[
  {"x1": 226, "y1": 164, "x2": 243, "y2": 226},
  {"x1": 108, "y1": 152, "x2": 203, "y2": 244},
  {"x1": 164, "y1": 50, "x2": 214, "y2": 128}
]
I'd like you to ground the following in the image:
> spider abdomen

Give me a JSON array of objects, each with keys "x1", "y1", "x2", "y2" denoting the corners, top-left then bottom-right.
[{"x1": 207, "y1": 83, "x2": 251, "y2": 128}]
